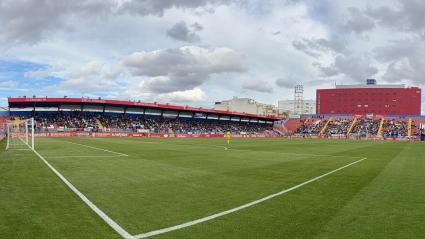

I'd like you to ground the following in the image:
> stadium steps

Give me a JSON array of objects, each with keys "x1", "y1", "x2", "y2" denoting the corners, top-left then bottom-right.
[
  {"x1": 320, "y1": 117, "x2": 333, "y2": 135},
  {"x1": 95, "y1": 118, "x2": 104, "y2": 129},
  {"x1": 283, "y1": 119, "x2": 302, "y2": 132},
  {"x1": 376, "y1": 117, "x2": 385, "y2": 137},
  {"x1": 408, "y1": 118, "x2": 412, "y2": 138},
  {"x1": 347, "y1": 117, "x2": 357, "y2": 135},
  {"x1": 275, "y1": 118, "x2": 289, "y2": 133}
]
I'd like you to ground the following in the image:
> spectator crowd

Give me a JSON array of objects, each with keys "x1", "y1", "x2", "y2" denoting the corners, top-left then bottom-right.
[
  {"x1": 295, "y1": 117, "x2": 418, "y2": 138},
  {"x1": 351, "y1": 118, "x2": 381, "y2": 137},
  {"x1": 381, "y1": 119, "x2": 409, "y2": 138},
  {"x1": 8, "y1": 113, "x2": 423, "y2": 139},
  {"x1": 13, "y1": 112, "x2": 276, "y2": 135},
  {"x1": 295, "y1": 118, "x2": 326, "y2": 135}
]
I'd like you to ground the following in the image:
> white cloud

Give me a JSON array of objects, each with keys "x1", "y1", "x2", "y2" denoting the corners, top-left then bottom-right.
[
  {"x1": 344, "y1": 7, "x2": 375, "y2": 34},
  {"x1": 276, "y1": 78, "x2": 297, "y2": 89},
  {"x1": 1, "y1": 0, "x2": 425, "y2": 110},
  {"x1": 242, "y1": 80, "x2": 273, "y2": 93},
  {"x1": 124, "y1": 46, "x2": 245, "y2": 93},
  {"x1": 317, "y1": 54, "x2": 379, "y2": 82},
  {"x1": 0, "y1": 0, "x2": 233, "y2": 45},
  {"x1": 159, "y1": 88, "x2": 206, "y2": 102},
  {"x1": 0, "y1": 80, "x2": 17, "y2": 88},
  {"x1": 166, "y1": 21, "x2": 202, "y2": 42}
]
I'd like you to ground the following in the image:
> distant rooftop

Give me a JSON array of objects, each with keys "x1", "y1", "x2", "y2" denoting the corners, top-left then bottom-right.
[
  {"x1": 336, "y1": 79, "x2": 405, "y2": 89},
  {"x1": 336, "y1": 84, "x2": 405, "y2": 89}
]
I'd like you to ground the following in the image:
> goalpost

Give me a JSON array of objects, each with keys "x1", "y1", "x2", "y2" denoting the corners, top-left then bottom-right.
[{"x1": 5, "y1": 118, "x2": 35, "y2": 151}]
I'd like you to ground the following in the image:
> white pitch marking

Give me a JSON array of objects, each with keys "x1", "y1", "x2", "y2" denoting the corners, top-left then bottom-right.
[
  {"x1": 8, "y1": 148, "x2": 30, "y2": 151},
  {"x1": 134, "y1": 157, "x2": 367, "y2": 239},
  {"x1": 60, "y1": 140, "x2": 129, "y2": 157},
  {"x1": 28, "y1": 145, "x2": 135, "y2": 239},
  {"x1": 86, "y1": 137, "x2": 164, "y2": 145},
  {"x1": 47, "y1": 155, "x2": 127, "y2": 159}
]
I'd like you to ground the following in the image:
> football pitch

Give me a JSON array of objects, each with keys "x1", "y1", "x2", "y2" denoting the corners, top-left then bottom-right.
[{"x1": 1, "y1": 137, "x2": 425, "y2": 239}]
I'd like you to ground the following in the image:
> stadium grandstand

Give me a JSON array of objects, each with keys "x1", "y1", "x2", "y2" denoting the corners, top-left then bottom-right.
[
  {"x1": 6, "y1": 97, "x2": 280, "y2": 138},
  {"x1": 4, "y1": 96, "x2": 425, "y2": 141},
  {"x1": 284, "y1": 114, "x2": 425, "y2": 140},
  {"x1": 276, "y1": 79, "x2": 425, "y2": 141}
]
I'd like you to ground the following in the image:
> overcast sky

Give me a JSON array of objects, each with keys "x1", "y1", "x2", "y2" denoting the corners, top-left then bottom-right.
[{"x1": 1, "y1": 0, "x2": 424, "y2": 112}]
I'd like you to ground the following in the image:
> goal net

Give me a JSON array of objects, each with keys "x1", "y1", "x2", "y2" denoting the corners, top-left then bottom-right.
[{"x1": 5, "y1": 118, "x2": 35, "y2": 151}]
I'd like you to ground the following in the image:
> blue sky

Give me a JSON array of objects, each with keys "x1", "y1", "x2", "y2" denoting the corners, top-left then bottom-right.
[
  {"x1": 1, "y1": 0, "x2": 425, "y2": 113},
  {"x1": 0, "y1": 60, "x2": 63, "y2": 105}
]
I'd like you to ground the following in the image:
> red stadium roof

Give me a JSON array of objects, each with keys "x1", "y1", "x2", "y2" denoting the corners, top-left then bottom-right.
[{"x1": 8, "y1": 97, "x2": 281, "y2": 120}]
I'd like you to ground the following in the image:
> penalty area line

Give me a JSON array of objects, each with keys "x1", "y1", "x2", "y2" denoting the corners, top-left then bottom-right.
[
  {"x1": 28, "y1": 147, "x2": 135, "y2": 239},
  {"x1": 133, "y1": 157, "x2": 367, "y2": 239}
]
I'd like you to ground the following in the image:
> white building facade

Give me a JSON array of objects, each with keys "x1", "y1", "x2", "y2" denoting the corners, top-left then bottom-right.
[
  {"x1": 278, "y1": 99, "x2": 316, "y2": 115},
  {"x1": 214, "y1": 97, "x2": 283, "y2": 117}
]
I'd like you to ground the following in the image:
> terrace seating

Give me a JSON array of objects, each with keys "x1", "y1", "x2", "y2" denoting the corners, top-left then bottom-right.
[
  {"x1": 350, "y1": 118, "x2": 381, "y2": 137},
  {"x1": 14, "y1": 113, "x2": 276, "y2": 135},
  {"x1": 293, "y1": 117, "x2": 419, "y2": 138},
  {"x1": 293, "y1": 116, "x2": 422, "y2": 138},
  {"x1": 381, "y1": 119, "x2": 416, "y2": 138},
  {"x1": 324, "y1": 118, "x2": 352, "y2": 135},
  {"x1": 295, "y1": 118, "x2": 326, "y2": 135}
]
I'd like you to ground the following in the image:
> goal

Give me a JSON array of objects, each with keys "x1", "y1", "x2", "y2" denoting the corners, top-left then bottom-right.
[{"x1": 5, "y1": 118, "x2": 35, "y2": 151}]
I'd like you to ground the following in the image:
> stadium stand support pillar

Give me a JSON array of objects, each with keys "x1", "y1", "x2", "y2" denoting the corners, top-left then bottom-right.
[
  {"x1": 320, "y1": 117, "x2": 333, "y2": 135},
  {"x1": 376, "y1": 117, "x2": 385, "y2": 137},
  {"x1": 408, "y1": 118, "x2": 412, "y2": 138},
  {"x1": 347, "y1": 117, "x2": 357, "y2": 135}
]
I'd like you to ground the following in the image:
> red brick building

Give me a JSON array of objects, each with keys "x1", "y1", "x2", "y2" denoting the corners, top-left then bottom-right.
[{"x1": 316, "y1": 80, "x2": 421, "y2": 116}]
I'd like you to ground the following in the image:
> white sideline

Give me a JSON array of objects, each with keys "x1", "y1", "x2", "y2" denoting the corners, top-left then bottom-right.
[
  {"x1": 28, "y1": 146, "x2": 135, "y2": 239},
  {"x1": 60, "y1": 140, "x2": 129, "y2": 157},
  {"x1": 134, "y1": 157, "x2": 367, "y2": 239}
]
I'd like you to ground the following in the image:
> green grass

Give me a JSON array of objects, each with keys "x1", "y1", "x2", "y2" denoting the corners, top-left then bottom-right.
[{"x1": 1, "y1": 137, "x2": 424, "y2": 238}]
